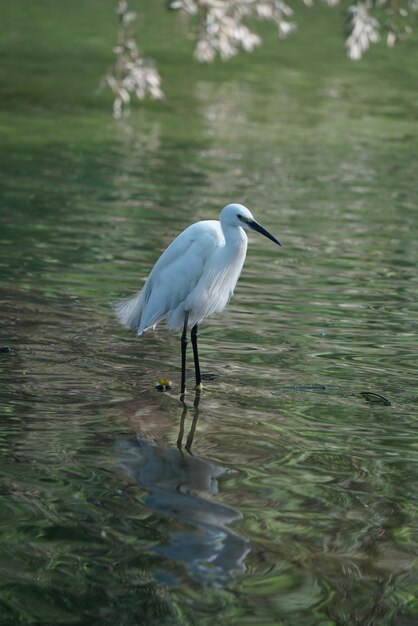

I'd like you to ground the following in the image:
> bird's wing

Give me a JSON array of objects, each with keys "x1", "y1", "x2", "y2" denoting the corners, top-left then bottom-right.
[{"x1": 138, "y1": 221, "x2": 222, "y2": 332}]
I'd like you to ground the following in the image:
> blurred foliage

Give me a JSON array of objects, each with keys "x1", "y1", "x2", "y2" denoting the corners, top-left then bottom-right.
[
  {"x1": 103, "y1": 0, "x2": 418, "y2": 115},
  {"x1": 102, "y1": 0, "x2": 164, "y2": 118}
]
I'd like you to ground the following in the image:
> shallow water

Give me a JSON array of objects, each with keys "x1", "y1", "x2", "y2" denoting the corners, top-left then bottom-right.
[{"x1": 1, "y1": 2, "x2": 417, "y2": 624}]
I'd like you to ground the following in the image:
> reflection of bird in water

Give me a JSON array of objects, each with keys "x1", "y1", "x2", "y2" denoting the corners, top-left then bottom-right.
[
  {"x1": 115, "y1": 393, "x2": 250, "y2": 585},
  {"x1": 114, "y1": 203, "x2": 281, "y2": 392}
]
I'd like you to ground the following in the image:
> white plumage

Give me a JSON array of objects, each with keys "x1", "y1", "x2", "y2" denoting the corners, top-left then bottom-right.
[{"x1": 114, "y1": 203, "x2": 281, "y2": 391}]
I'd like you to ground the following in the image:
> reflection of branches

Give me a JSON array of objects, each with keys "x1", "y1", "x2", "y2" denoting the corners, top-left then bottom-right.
[{"x1": 102, "y1": 1, "x2": 164, "y2": 118}]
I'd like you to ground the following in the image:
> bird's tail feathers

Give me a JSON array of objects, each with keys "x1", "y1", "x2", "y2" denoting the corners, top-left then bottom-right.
[{"x1": 113, "y1": 289, "x2": 145, "y2": 333}]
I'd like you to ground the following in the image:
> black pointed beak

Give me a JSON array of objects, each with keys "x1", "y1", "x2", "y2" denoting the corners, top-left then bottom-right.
[{"x1": 249, "y1": 220, "x2": 282, "y2": 246}]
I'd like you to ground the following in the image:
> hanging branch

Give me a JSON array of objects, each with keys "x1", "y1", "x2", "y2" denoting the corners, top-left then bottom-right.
[
  {"x1": 170, "y1": 0, "x2": 296, "y2": 63},
  {"x1": 101, "y1": 0, "x2": 418, "y2": 114},
  {"x1": 170, "y1": 0, "x2": 417, "y2": 63},
  {"x1": 102, "y1": 1, "x2": 164, "y2": 118},
  {"x1": 345, "y1": 1, "x2": 380, "y2": 60}
]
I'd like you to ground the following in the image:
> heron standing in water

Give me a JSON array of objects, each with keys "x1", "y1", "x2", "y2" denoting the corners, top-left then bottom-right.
[{"x1": 114, "y1": 203, "x2": 281, "y2": 393}]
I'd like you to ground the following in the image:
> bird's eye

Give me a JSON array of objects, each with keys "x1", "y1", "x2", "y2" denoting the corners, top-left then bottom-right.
[{"x1": 237, "y1": 214, "x2": 246, "y2": 222}]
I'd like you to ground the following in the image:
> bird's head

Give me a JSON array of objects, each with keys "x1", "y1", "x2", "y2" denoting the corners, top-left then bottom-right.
[{"x1": 220, "y1": 203, "x2": 281, "y2": 246}]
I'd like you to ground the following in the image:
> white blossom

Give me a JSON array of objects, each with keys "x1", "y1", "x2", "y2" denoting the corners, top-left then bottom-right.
[
  {"x1": 102, "y1": 1, "x2": 164, "y2": 117},
  {"x1": 103, "y1": 0, "x2": 416, "y2": 117},
  {"x1": 346, "y1": 3, "x2": 380, "y2": 61},
  {"x1": 278, "y1": 20, "x2": 297, "y2": 39},
  {"x1": 172, "y1": 0, "x2": 295, "y2": 62},
  {"x1": 387, "y1": 30, "x2": 396, "y2": 47}
]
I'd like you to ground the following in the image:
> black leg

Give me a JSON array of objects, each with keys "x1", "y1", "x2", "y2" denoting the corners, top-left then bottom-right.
[
  {"x1": 180, "y1": 312, "x2": 189, "y2": 394},
  {"x1": 191, "y1": 323, "x2": 202, "y2": 390}
]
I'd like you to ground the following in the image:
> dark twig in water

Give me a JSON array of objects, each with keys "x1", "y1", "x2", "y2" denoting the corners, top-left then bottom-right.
[
  {"x1": 358, "y1": 391, "x2": 392, "y2": 406},
  {"x1": 285, "y1": 385, "x2": 392, "y2": 406}
]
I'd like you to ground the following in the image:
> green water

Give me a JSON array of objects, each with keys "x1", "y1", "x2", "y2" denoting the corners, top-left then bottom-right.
[{"x1": 1, "y1": 2, "x2": 417, "y2": 624}]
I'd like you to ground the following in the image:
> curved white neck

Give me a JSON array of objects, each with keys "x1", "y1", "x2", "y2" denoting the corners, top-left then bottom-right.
[{"x1": 221, "y1": 222, "x2": 248, "y2": 247}]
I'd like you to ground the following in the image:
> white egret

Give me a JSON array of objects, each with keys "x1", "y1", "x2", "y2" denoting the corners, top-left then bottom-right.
[{"x1": 114, "y1": 203, "x2": 281, "y2": 393}]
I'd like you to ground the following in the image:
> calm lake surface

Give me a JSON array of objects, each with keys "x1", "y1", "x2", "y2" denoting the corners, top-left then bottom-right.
[{"x1": 1, "y1": 2, "x2": 417, "y2": 624}]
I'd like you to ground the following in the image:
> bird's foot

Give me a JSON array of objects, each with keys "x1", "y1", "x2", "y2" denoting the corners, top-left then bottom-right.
[{"x1": 195, "y1": 382, "x2": 204, "y2": 392}]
